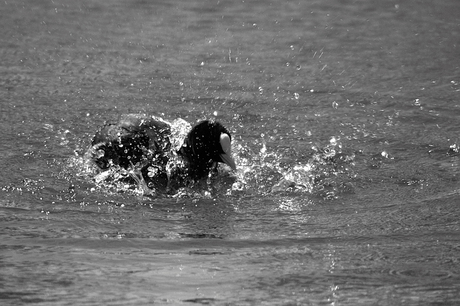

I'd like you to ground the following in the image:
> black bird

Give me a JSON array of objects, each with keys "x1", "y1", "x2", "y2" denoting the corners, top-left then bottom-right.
[
  {"x1": 178, "y1": 119, "x2": 236, "y2": 179},
  {"x1": 89, "y1": 114, "x2": 236, "y2": 190}
]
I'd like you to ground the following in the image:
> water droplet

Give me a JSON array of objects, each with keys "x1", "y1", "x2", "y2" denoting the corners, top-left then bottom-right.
[
  {"x1": 294, "y1": 93, "x2": 300, "y2": 100},
  {"x1": 260, "y1": 143, "x2": 267, "y2": 155},
  {"x1": 330, "y1": 136, "x2": 338, "y2": 146},
  {"x1": 147, "y1": 166, "x2": 158, "y2": 177},
  {"x1": 96, "y1": 149, "x2": 105, "y2": 158},
  {"x1": 332, "y1": 101, "x2": 338, "y2": 109}
]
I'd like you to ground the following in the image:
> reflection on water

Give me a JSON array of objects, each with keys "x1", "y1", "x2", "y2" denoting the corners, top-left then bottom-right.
[{"x1": 1, "y1": 0, "x2": 460, "y2": 305}]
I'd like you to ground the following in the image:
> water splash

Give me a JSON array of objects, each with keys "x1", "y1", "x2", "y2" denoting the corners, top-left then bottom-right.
[
  {"x1": 169, "y1": 118, "x2": 191, "y2": 152},
  {"x1": 230, "y1": 138, "x2": 284, "y2": 195},
  {"x1": 231, "y1": 135, "x2": 355, "y2": 199},
  {"x1": 67, "y1": 118, "x2": 355, "y2": 201}
]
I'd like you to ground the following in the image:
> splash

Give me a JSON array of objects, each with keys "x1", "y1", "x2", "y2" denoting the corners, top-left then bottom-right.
[
  {"x1": 169, "y1": 118, "x2": 192, "y2": 152},
  {"x1": 231, "y1": 139, "x2": 291, "y2": 195},
  {"x1": 230, "y1": 135, "x2": 355, "y2": 199},
  {"x1": 67, "y1": 118, "x2": 355, "y2": 201}
]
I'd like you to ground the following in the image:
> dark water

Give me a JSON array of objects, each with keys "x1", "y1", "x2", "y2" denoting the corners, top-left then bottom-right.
[{"x1": 1, "y1": 0, "x2": 460, "y2": 305}]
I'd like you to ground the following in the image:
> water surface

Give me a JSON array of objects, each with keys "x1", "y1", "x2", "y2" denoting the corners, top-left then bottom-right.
[{"x1": 1, "y1": 0, "x2": 460, "y2": 305}]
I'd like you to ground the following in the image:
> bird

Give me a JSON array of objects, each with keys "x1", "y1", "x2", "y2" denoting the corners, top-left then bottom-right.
[
  {"x1": 89, "y1": 114, "x2": 236, "y2": 191},
  {"x1": 178, "y1": 119, "x2": 236, "y2": 179}
]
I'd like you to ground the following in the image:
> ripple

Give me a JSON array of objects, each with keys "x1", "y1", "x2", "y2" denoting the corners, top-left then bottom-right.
[{"x1": 383, "y1": 267, "x2": 453, "y2": 279}]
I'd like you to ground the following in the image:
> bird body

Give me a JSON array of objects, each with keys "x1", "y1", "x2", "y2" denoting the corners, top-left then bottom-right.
[{"x1": 89, "y1": 114, "x2": 236, "y2": 192}]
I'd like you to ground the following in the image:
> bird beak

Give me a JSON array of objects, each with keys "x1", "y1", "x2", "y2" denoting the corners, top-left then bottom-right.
[{"x1": 219, "y1": 133, "x2": 237, "y2": 170}]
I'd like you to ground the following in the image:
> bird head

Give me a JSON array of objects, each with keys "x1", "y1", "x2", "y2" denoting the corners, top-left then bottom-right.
[{"x1": 178, "y1": 120, "x2": 236, "y2": 178}]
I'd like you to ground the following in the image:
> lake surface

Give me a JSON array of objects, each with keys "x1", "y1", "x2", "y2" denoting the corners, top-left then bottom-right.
[{"x1": 1, "y1": 0, "x2": 460, "y2": 305}]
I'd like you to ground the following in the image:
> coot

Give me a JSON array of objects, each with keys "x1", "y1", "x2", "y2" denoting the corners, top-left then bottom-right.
[{"x1": 89, "y1": 114, "x2": 236, "y2": 190}]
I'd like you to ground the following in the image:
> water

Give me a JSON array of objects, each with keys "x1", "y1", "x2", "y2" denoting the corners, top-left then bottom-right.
[{"x1": 1, "y1": 0, "x2": 460, "y2": 305}]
